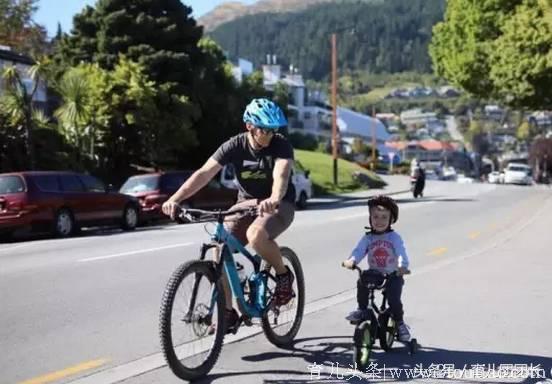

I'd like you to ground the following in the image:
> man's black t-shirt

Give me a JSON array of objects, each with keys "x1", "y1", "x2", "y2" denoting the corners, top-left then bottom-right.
[{"x1": 212, "y1": 133, "x2": 295, "y2": 203}]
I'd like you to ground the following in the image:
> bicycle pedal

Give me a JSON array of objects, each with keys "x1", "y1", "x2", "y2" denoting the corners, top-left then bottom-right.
[{"x1": 241, "y1": 316, "x2": 253, "y2": 326}]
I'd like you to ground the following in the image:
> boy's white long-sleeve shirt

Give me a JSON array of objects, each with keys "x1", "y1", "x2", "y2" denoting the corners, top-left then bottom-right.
[{"x1": 350, "y1": 231, "x2": 410, "y2": 273}]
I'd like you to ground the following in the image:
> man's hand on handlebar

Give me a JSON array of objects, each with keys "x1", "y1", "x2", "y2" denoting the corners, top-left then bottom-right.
[
  {"x1": 257, "y1": 197, "x2": 279, "y2": 217},
  {"x1": 161, "y1": 200, "x2": 180, "y2": 220}
]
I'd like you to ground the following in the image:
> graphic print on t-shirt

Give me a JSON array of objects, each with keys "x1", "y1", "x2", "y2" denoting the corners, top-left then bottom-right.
[
  {"x1": 367, "y1": 239, "x2": 394, "y2": 268},
  {"x1": 240, "y1": 156, "x2": 272, "y2": 181}
]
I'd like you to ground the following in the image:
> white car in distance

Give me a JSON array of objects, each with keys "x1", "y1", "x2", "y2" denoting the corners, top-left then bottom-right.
[{"x1": 503, "y1": 163, "x2": 532, "y2": 185}]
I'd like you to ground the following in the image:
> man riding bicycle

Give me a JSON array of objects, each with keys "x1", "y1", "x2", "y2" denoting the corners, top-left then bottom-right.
[{"x1": 161, "y1": 98, "x2": 296, "y2": 331}]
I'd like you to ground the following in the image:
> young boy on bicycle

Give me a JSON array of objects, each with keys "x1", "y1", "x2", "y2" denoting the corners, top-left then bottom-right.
[{"x1": 342, "y1": 195, "x2": 411, "y2": 342}]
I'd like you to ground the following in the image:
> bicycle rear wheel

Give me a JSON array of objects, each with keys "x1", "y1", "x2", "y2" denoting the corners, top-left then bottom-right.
[
  {"x1": 261, "y1": 246, "x2": 305, "y2": 347},
  {"x1": 159, "y1": 260, "x2": 225, "y2": 381}
]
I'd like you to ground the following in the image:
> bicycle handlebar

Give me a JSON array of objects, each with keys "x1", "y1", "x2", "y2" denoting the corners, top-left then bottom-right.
[
  {"x1": 341, "y1": 261, "x2": 411, "y2": 277},
  {"x1": 178, "y1": 205, "x2": 257, "y2": 223}
]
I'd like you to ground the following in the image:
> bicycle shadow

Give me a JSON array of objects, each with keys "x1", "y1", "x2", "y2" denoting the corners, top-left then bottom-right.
[{"x1": 194, "y1": 335, "x2": 552, "y2": 383}]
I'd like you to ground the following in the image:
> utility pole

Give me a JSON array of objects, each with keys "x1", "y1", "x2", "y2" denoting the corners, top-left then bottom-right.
[
  {"x1": 331, "y1": 33, "x2": 338, "y2": 185},
  {"x1": 371, "y1": 105, "x2": 377, "y2": 170}
]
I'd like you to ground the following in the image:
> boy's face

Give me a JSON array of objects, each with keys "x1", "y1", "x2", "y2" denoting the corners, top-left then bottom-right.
[{"x1": 370, "y1": 206, "x2": 391, "y2": 232}]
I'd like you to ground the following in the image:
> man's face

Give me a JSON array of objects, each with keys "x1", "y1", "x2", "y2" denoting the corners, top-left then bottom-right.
[{"x1": 247, "y1": 123, "x2": 275, "y2": 148}]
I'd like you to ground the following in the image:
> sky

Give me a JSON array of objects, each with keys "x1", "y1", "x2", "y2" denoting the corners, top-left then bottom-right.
[{"x1": 35, "y1": 0, "x2": 259, "y2": 38}]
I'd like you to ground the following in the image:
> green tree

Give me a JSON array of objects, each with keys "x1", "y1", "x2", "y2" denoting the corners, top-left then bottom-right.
[
  {"x1": 57, "y1": 0, "x2": 203, "y2": 95},
  {"x1": 54, "y1": 57, "x2": 198, "y2": 177},
  {"x1": 490, "y1": 0, "x2": 552, "y2": 108},
  {"x1": 55, "y1": 68, "x2": 91, "y2": 158},
  {"x1": 55, "y1": 1, "x2": 252, "y2": 169},
  {"x1": 430, "y1": 0, "x2": 552, "y2": 109},
  {"x1": 1, "y1": 57, "x2": 51, "y2": 169},
  {"x1": 516, "y1": 121, "x2": 531, "y2": 141},
  {"x1": 0, "y1": 0, "x2": 47, "y2": 55}
]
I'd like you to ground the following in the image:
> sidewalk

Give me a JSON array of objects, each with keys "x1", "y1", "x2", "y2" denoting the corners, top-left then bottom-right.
[{"x1": 310, "y1": 174, "x2": 411, "y2": 205}]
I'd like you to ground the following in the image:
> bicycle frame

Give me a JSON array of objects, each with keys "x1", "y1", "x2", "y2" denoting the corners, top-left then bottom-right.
[{"x1": 193, "y1": 213, "x2": 271, "y2": 320}]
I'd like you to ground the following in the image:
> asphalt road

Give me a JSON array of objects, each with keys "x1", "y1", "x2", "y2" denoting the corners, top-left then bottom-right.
[{"x1": 2, "y1": 180, "x2": 552, "y2": 384}]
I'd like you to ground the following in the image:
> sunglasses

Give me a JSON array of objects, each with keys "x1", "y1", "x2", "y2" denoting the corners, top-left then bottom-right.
[{"x1": 255, "y1": 127, "x2": 276, "y2": 136}]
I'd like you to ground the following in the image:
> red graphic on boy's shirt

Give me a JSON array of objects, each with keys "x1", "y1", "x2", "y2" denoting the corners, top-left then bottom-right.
[{"x1": 373, "y1": 247, "x2": 389, "y2": 267}]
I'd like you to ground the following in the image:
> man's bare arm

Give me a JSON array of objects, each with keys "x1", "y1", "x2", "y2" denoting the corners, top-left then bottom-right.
[{"x1": 270, "y1": 158, "x2": 293, "y2": 202}]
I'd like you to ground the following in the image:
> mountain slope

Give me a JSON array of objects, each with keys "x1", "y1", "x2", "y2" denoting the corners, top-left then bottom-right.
[
  {"x1": 198, "y1": 0, "x2": 374, "y2": 31},
  {"x1": 209, "y1": 0, "x2": 445, "y2": 80}
]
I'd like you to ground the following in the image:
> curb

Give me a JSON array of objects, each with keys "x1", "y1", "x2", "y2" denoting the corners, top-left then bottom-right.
[{"x1": 312, "y1": 188, "x2": 411, "y2": 202}]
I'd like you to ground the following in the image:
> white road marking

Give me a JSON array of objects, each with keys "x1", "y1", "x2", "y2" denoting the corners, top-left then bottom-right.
[{"x1": 77, "y1": 243, "x2": 195, "y2": 263}]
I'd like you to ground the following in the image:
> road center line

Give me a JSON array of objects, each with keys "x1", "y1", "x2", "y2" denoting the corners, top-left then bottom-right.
[
  {"x1": 77, "y1": 243, "x2": 194, "y2": 263},
  {"x1": 468, "y1": 231, "x2": 481, "y2": 239},
  {"x1": 18, "y1": 359, "x2": 108, "y2": 384},
  {"x1": 427, "y1": 247, "x2": 448, "y2": 256}
]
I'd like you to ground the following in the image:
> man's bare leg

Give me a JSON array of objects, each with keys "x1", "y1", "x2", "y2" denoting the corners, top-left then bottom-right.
[{"x1": 246, "y1": 225, "x2": 286, "y2": 274}]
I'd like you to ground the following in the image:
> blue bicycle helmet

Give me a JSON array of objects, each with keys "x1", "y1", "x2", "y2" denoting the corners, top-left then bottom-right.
[{"x1": 243, "y1": 98, "x2": 287, "y2": 129}]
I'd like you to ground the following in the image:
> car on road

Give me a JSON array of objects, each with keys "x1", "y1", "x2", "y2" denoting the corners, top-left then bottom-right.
[
  {"x1": 441, "y1": 166, "x2": 458, "y2": 181},
  {"x1": 0, "y1": 171, "x2": 140, "y2": 239},
  {"x1": 487, "y1": 171, "x2": 504, "y2": 184},
  {"x1": 503, "y1": 163, "x2": 532, "y2": 185},
  {"x1": 425, "y1": 169, "x2": 439, "y2": 181},
  {"x1": 457, "y1": 174, "x2": 475, "y2": 184},
  {"x1": 119, "y1": 171, "x2": 238, "y2": 222}
]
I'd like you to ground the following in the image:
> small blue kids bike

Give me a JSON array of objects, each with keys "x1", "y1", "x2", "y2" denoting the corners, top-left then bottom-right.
[{"x1": 159, "y1": 206, "x2": 305, "y2": 381}]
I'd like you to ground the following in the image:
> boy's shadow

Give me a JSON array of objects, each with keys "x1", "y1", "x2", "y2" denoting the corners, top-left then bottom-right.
[{"x1": 195, "y1": 335, "x2": 552, "y2": 383}]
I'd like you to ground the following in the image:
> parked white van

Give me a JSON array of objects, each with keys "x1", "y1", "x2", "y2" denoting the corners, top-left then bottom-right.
[
  {"x1": 503, "y1": 163, "x2": 532, "y2": 185},
  {"x1": 220, "y1": 162, "x2": 313, "y2": 209}
]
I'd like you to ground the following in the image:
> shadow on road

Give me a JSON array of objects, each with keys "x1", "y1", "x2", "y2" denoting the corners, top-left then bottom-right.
[
  {"x1": 194, "y1": 335, "x2": 552, "y2": 383},
  {"x1": 308, "y1": 195, "x2": 478, "y2": 211}
]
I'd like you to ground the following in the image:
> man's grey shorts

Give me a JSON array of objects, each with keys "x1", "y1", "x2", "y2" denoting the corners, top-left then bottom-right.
[{"x1": 224, "y1": 199, "x2": 295, "y2": 245}]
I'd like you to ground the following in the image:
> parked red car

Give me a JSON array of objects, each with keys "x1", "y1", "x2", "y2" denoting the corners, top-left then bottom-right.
[
  {"x1": 0, "y1": 171, "x2": 140, "y2": 239},
  {"x1": 119, "y1": 171, "x2": 237, "y2": 222}
]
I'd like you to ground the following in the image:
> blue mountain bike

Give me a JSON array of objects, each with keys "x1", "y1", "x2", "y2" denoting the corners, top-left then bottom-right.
[{"x1": 159, "y1": 206, "x2": 305, "y2": 381}]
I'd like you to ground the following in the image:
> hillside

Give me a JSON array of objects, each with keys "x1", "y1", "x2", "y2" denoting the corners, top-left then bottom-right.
[
  {"x1": 295, "y1": 150, "x2": 386, "y2": 194},
  {"x1": 209, "y1": 0, "x2": 445, "y2": 80},
  {"x1": 198, "y1": 0, "x2": 350, "y2": 32}
]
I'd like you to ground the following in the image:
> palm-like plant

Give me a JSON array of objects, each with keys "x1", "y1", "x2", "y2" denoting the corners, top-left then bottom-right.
[
  {"x1": 54, "y1": 70, "x2": 91, "y2": 159},
  {"x1": 1, "y1": 57, "x2": 50, "y2": 169}
]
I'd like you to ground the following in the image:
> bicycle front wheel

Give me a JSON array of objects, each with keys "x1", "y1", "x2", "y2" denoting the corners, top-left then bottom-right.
[
  {"x1": 353, "y1": 320, "x2": 374, "y2": 370},
  {"x1": 378, "y1": 311, "x2": 397, "y2": 351},
  {"x1": 159, "y1": 260, "x2": 225, "y2": 381},
  {"x1": 261, "y1": 246, "x2": 305, "y2": 347}
]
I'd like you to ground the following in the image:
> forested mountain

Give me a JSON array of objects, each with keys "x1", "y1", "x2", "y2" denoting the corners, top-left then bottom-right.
[
  {"x1": 210, "y1": 0, "x2": 445, "y2": 80},
  {"x1": 198, "y1": 0, "x2": 343, "y2": 31}
]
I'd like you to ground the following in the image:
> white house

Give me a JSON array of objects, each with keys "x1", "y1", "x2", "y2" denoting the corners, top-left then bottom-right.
[
  {"x1": 231, "y1": 58, "x2": 254, "y2": 83},
  {"x1": 261, "y1": 65, "x2": 390, "y2": 144},
  {"x1": 400, "y1": 108, "x2": 438, "y2": 126}
]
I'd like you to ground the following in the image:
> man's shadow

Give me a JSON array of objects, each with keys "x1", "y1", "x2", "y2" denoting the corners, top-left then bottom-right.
[{"x1": 193, "y1": 335, "x2": 552, "y2": 383}]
